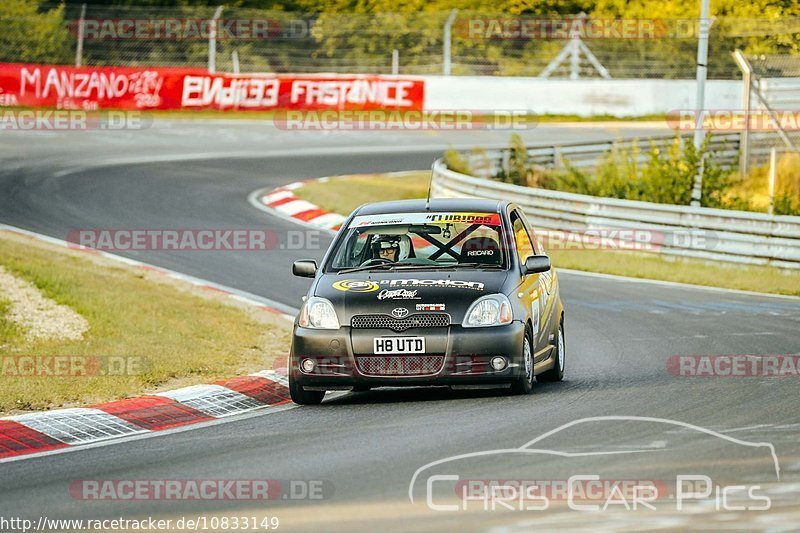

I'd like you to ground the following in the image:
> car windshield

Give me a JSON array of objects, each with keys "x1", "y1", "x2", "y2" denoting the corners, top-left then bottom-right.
[{"x1": 328, "y1": 211, "x2": 507, "y2": 271}]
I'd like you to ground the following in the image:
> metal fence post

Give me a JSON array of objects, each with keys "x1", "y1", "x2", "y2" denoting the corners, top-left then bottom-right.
[
  {"x1": 553, "y1": 146, "x2": 562, "y2": 169},
  {"x1": 690, "y1": 0, "x2": 711, "y2": 207},
  {"x1": 733, "y1": 50, "x2": 752, "y2": 176},
  {"x1": 74, "y1": 3, "x2": 86, "y2": 67},
  {"x1": 443, "y1": 9, "x2": 458, "y2": 76},
  {"x1": 231, "y1": 49, "x2": 240, "y2": 74},
  {"x1": 768, "y1": 147, "x2": 777, "y2": 216},
  {"x1": 208, "y1": 5, "x2": 224, "y2": 73},
  {"x1": 392, "y1": 49, "x2": 399, "y2": 75}
]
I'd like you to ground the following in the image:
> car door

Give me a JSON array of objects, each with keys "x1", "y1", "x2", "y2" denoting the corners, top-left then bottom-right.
[
  {"x1": 509, "y1": 209, "x2": 550, "y2": 360},
  {"x1": 519, "y1": 211, "x2": 558, "y2": 350}
]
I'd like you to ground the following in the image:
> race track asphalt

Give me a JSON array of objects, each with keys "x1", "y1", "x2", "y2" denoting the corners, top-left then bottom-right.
[{"x1": 0, "y1": 121, "x2": 798, "y2": 530}]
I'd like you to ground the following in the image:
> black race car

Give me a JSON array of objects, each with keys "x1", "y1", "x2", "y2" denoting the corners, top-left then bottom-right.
[{"x1": 289, "y1": 198, "x2": 565, "y2": 404}]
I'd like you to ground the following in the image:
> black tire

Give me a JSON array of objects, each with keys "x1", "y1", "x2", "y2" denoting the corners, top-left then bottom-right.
[
  {"x1": 538, "y1": 319, "x2": 565, "y2": 382},
  {"x1": 510, "y1": 325, "x2": 534, "y2": 394},
  {"x1": 289, "y1": 372, "x2": 325, "y2": 405}
]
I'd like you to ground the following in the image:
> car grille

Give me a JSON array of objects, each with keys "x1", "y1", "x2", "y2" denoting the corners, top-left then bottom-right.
[
  {"x1": 356, "y1": 356, "x2": 445, "y2": 376},
  {"x1": 350, "y1": 313, "x2": 450, "y2": 332}
]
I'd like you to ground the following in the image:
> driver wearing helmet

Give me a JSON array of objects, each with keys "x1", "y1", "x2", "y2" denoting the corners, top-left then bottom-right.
[{"x1": 371, "y1": 235, "x2": 401, "y2": 262}]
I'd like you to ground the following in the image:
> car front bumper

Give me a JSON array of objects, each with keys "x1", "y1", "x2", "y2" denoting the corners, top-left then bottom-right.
[{"x1": 290, "y1": 321, "x2": 526, "y2": 389}]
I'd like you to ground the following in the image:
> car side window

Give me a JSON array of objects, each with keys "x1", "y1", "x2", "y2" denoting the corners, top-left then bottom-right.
[
  {"x1": 535, "y1": 234, "x2": 547, "y2": 255},
  {"x1": 524, "y1": 221, "x2": 546, "y2": 256},
  {"x1": 510, "y1": 212, "x2": 535, "y2": 262}
]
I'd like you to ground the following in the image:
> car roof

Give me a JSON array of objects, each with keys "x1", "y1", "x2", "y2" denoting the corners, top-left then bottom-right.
[{"x1": 353, "y1": 198, "x2": 508, "y2": 216}]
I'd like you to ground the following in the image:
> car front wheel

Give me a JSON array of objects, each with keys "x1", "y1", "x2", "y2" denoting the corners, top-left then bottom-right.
[
  {"x1": 538, "y1": 319, "x2": 565, "y2": 382},
  {"x1": 510, "y1": 325, "x2": 534, "y2": 394}
]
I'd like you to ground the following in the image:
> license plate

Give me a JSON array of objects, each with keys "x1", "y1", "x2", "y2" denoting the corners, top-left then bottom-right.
[{"x1": 373, "y1": 336, "x2": 425, "y2": 355}]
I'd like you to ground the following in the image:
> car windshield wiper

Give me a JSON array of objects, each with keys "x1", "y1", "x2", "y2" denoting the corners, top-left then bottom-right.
[{"x1": 337, "y1": 262, "x2": 400, "y2": 274}]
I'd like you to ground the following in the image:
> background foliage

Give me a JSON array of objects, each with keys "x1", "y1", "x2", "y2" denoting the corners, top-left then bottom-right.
[{"x1": 2, "y1": 0, "x2": 799, "y2": 76}]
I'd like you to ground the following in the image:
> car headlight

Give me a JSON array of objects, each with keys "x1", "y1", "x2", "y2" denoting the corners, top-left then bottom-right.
[
  {"x1": 298, "y1": 297, "x2": 340, "y2": 329},
  {"x1": 462, "y1": 294, "x2": 513, "y2": 328}
]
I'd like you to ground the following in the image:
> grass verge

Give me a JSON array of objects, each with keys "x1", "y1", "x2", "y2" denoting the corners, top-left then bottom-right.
[
  {"x1": 550, "y1": 250, "x2": 800, "y2": 296},
  {"x1": 293, "y1": 171, "x2": 432, "y2": 215},
  {"x1": 293, "y1": 172, "x2": 800, "y2": 297},
  {"x1": 0, "y1": 231, "x2": 291, "y2": 414}
]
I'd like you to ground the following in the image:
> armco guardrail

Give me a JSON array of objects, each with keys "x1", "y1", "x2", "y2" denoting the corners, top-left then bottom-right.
[
  {"x1": 432, "y1": 159, "x2": 800, "y2": 269},
  {"x1": 464, "y1": 134, "x2": 742, "y2": 179}
]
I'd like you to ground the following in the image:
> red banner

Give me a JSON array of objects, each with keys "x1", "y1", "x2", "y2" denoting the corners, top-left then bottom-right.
[{"x1": 0, "y1": 63, "x2": 425, "y2": 111}]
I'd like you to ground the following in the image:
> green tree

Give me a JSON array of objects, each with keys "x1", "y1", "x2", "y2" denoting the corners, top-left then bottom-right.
[{"x1": 0, "y1": 0, "x2": 72, "y2": 64}]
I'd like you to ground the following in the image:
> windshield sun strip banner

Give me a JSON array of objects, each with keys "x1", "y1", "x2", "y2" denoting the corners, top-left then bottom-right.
[{"x1": 351, "y1": 212, "x2": 501, "y2": 227}]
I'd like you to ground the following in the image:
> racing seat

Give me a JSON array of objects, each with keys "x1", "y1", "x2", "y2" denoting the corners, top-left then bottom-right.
[
  {"x1": 398, "y1": 234, "x2": 416, "y2": 259},
  {"x1": 459, "y1": 237, "x2": 502, "y2": 265}
]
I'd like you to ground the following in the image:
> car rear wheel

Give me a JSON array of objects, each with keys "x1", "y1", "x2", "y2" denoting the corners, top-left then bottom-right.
[
  {"x1": 510, "y1": 325, "x2": 534, "y2": 394},
  {"x1": 289, "y1": 372, "x2": 325, "y2": 405},
  {"x1": 538, "y1": 320, "x2": 565, "y2": 382}
]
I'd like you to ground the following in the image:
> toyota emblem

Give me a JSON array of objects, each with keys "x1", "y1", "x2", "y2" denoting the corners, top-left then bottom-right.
[{"x1": 391, "y1": 307, "x2": 409, "y2": 318}]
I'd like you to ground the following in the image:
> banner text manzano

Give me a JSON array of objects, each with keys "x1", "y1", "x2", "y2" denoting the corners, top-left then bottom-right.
[{"x1": 0, "y1": 63, "x2": 425, "y2": 111}]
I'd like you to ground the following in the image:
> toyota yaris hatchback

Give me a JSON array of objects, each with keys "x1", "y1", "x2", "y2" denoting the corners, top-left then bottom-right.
[{"x1": 289, "y1": 199, "x2": 565, "y2": 404}]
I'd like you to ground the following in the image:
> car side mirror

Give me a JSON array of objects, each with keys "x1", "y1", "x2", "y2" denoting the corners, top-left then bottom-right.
[
  {"x1": 292, "y1": 260, "x2": 317, "y2": 278},
  {"x1": 524, "y1": 255, "x2": 551, "y2": 274}
]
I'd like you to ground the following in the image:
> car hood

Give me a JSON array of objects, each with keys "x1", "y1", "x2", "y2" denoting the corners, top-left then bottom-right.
[{"x1": 314, "y1": 270, "x2": 510, "y2": 324}]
